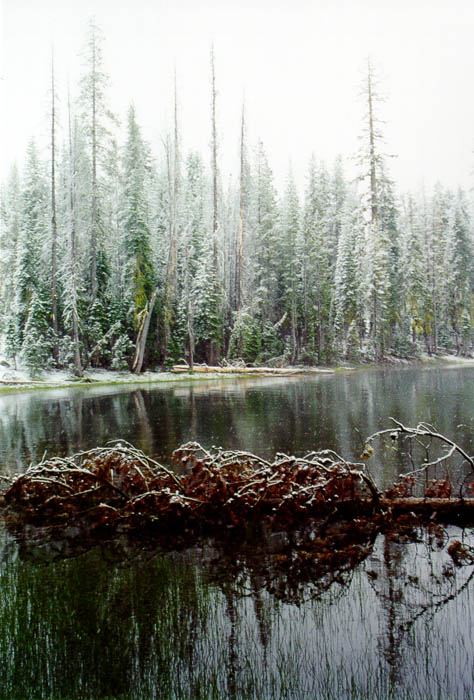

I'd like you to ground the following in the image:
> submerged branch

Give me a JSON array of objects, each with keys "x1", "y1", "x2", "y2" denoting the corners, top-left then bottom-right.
[{"x1": 365, "y1": 418, "x2": 474, "y2": 472}]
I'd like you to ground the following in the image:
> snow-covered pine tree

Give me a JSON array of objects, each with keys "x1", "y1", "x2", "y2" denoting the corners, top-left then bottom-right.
[
  {"x1": 301, "y1": 158, "x2": 334, "y2": 363},
  {"x1": 0, "y1": 166, "x2": 22, "y2": 363},
  {"x1": 333, "y1": 193, "x2": 364, "y2": 358},
  {"x1": 192, "y1": 238, "x2": 223, "y2": 364},
  {"x1": 177, "y1": 152, "x2": 210, "y2": 365},
  {"x1": 278, "y1": 168, "x2": 300, "y2": 362},
  {"x1": 16, "y1": 141, "x2": 50, "y2": 366},
  {"x1": 425, "y1": 184, "x2": 452, "y2": 353},
  {"x1": 248, "y1": 141, "x2": 280, "y2": 346},
  {"x1": 21, "y1": 288, "x2": 54, "y2": 376},
  {"x1": 442, "y1": 189, "x2": 474, "y2": 354},
  {"x1": 78, "y1": 19, "x2": 116, "y2": 306},
  {"x1": 397, "y1": 194, "x2": 426, "y2": 353},
  {"x1": 57, "y1": 97, "x2": 90, "y2": 376},
  {"x1": 357, "y1": 58, "x2": 399, "y2": 359}
]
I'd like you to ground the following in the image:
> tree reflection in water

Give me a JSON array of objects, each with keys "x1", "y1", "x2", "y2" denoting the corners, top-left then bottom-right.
[{"x1": 0, "y1": 520, "x2": 473, "y2": 700}]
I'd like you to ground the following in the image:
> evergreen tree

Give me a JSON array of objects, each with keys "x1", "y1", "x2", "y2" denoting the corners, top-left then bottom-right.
[
  {"x1": 357, "y1": 58, "x2": 399, "y2": 359},
  {"x1": 333, "y1": 194, "x2": 364, "y2": 357},
  {"x1": 0, "y1": 26, "x2": 472, "y2": 372},
  {"x1": 398, "y1": 194, "x2": 426, "y2": 349},
  {"x1": 193, "y1": 240, "x2": 223, "y2": 364},
  {"x1": 425, "y1": 185, "x2": 451, "y2": 353},
  {"x1": 21, "y1": 288, "x2": 53, "y2": 376},
  {"x1": 0, "y1": 166, "x2": 22, "y2": 357},
  {"x1": 249, "y1": 141, "x2": 279, "y2": 329},
  {"x1": 302, "y1": 158, "x2": 334, "y2": 363},
  {"x1": 78, "y1": 19, "x2": 115, "y2": 304},
  {"x1": 58, "y1": 100, "x2": 89, "y2": 376},
  {"x1": 178, "y1": 152, "x2": 209, "y2": 365},
  {"x1": 442, "y1": 189, "x2": 474, "y2": 354},
  {"x1": 15, "y1": 141, "x2": 49, "y2": 354},
  {"x1": 278, "y1": 169, "x2": 300, "y2": 362}
]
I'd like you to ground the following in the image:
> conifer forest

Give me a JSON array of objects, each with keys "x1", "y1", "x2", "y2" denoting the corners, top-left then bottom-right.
[{"x1": 1, "y1": 21, "x2": 473, "y2": 377}]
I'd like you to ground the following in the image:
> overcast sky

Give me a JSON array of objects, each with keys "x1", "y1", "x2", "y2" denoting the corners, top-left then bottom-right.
[{"x1": 2, "y1": 0, "x2": 474, "y2": 195}]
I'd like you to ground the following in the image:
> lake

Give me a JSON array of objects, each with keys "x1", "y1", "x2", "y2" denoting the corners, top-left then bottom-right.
[{"x1": 0, "y1": 365, "x2": 473, "y2": 699}]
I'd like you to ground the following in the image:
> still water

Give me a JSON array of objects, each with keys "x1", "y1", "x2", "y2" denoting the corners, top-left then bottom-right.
[
  {"x1": 1, "y1": 365, "x2": 473, "y2": 482},
  {"x1": 0, "y1": 366, "x2": 473, "y2": 699}
]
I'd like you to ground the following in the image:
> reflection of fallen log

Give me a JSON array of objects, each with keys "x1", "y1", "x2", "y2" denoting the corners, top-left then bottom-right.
[{"x1": 172, "y1": 364, "x2": 334, "y2": 375}]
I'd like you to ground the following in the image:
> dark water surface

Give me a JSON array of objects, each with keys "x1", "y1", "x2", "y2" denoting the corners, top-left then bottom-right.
[
  {"x1": 0, "y1": 366, "x2": 473, "y2": 699},
  {"x1": 1, "y1": 365, "x2": 473, "y2": 483}
]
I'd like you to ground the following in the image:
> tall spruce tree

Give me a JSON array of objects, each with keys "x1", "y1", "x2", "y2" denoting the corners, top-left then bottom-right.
[
  {"x1": 302, "y1": 158, "x2": 334, "y2": 363},
  {"x1": 279, "y1": 168, "x2": 300, "y2": 362},
  {"x1": 16, "y1": 142, "x2": 49, "y2": 345},
  {"x1": 333, "y1": 193, "x2": 364, "y2": 357},
  {"x1": 0, "y1": 167, "x2": 22, "y2": 364},
  {"x1": 443, "y1": 189, "x2": 474, "y2": 354},
  {"x1": 78, "y1": 19, "x2": 114, "y2": 305},
  {"x1": 358, "y1": 58, "x2": 399, "y2": 359}
]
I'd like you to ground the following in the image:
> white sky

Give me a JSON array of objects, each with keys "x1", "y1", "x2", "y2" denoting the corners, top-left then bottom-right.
[{"x1": 2, "y1": 0, "x2": 474, "y2": 195}]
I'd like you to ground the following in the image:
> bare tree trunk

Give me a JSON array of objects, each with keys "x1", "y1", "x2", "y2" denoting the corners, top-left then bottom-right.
[
  {"x1": 235, "y1": 104, "x2": 245, "y2": 312},
  {"x1": 210, "y1": 46, "x2": 220, "y2": 363},
  {"x1": 428, "y1": 206, "x2": 439, "y2": 355},
  {"x1": 68, "y1": 90, "x2": 82, "y2": 377},
  {"x1": 162, "y1": 75, "x2": 180, "y2": 366},
  {"x1": 184, "y1": 244, "x2": 194, "y2": 370},
  {"x1": 366, "y1": 59, "x2": 381, "y2": 358},
  {"x1": 291, "y1": 288, "x2": 297, "y2": 363},
  {"x1": 367, "y1": 58, "x2": 378, "y2": 227},
  {"x1": 90, "y1": 29, "x2": 98, "y2": 302},
  {"x1": 162, "y1": 139, "x2": 177, "y2": 365},
  {"x1": 302, "y1": 229, "x2": 308, "y2": 347},
  {"x1": 211, "y1": 45, "x2": 218, "y2": 263},
  {"x1": 50, "y1": 51, "x2": 59, "y2": 363}
]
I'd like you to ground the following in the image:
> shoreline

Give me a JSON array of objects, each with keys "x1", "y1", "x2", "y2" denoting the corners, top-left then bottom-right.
[{"x1": 0, "y1": 354, "x2": 473, "y2": 395}]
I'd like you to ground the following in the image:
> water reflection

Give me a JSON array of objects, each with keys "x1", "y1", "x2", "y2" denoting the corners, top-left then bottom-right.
[
  {"x1": 0, "y1": 367, "x2": 473, "y2": 490},
  {"x1": 0, "y1": 523, "x2": 473, "y2": 700},
  {"x1": 1, "y1": 368, "x2": 474, "y2": 699}
]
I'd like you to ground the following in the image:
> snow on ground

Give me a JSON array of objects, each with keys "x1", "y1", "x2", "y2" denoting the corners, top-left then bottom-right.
[
  {"x1": 1, "y1": 354, "x2": 473, "y2": 392},
  {"x1": 0, "y1": 358, "x2": 231, "y2": 390},
  {"x1": 0, "y1": 356, "x2": 173, "y2": 387}
]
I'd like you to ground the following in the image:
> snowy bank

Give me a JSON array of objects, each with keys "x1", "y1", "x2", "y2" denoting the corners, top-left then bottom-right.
[{"x1": 0, "y1": 354, "x2": 473, "y2": 395}]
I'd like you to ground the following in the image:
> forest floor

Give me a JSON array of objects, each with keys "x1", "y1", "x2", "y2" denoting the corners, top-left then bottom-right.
[{"x1": 0, "y1": 354, "x2": 473, "y2": 395}]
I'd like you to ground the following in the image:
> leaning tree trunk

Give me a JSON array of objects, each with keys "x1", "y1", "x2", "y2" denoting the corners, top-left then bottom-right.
[{"x1": 132, "y1": 289, "x2": 158, "y2": 374}]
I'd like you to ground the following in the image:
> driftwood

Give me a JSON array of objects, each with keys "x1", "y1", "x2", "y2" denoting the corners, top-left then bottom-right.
[
  {"x1": 1, "y1": 423, "x2": 473, "y2": 541},
  {"x1": 171, "y1": 364, "x2": 334, "y2": 375},
  {"x1": 0, "y1": 379, "x2": 45, "y2": 386}
]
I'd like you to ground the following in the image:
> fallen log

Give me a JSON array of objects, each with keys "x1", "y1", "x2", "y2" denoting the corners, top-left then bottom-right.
[
  {"x1": 380, "y1": 497, "x2": 474, "y2": 520},
  {"x1": 0, "y1": 379, "x2": 45, "y2": 385},
  {"x1": 1, "y1": 423, "x2": 473, "y2": 539},
  {"x1": 171, "y1": 364, "x2": 334, "y2": 375}
]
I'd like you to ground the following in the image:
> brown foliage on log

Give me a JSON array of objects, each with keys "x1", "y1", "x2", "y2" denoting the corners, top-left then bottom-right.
[
  {"x1": 1, "y1": 422, "x2": 473, "y2": 537},
  {"x1": 1, "y1": 441, "x2": 379, "y2": 533}
]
